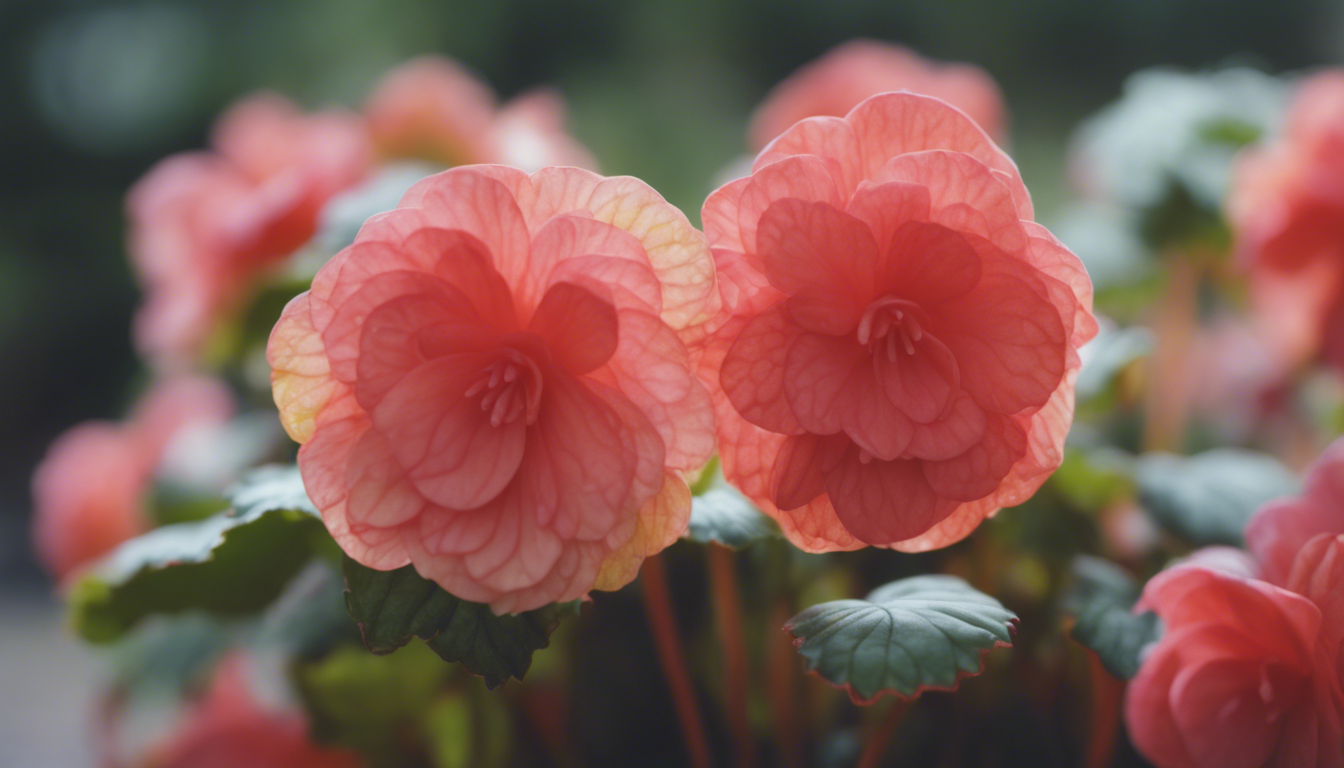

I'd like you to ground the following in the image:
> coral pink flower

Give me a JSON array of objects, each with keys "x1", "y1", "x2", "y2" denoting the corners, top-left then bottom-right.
[
  {"x1": 31, "y1": 377, "x2": 234, "y2": 581},
  {"x1": 149, "y1": 655, "x2": 360, "y2": 768},
  {"x1": 365, "y1": 56, "x2": 596, "y2": 172},
  {"x1": 748, "y1": 40, "x2": 1006, "y2": 151},
  {"x1": 701, "y1": 92, "x2": 1094, "y2": 553},
  {"x1": 1229, "y1": 71, "x2": 1344, "y2": 371},
  {"x1": 1125, "y1": 563, "x2": 1344, "y2": 768},
  {"x1": 1247, "y1": 437, "x2": 1344, "y2": 588},
  {"x1": 268, "y1": 165, "x2": 718, "y2": 613},
  {"x1": 1127, "y1": 438, "x2": 1344, "y2": 768},
  {"x1": 128, "y1": 94, "x2": 372, "y2": 366}
]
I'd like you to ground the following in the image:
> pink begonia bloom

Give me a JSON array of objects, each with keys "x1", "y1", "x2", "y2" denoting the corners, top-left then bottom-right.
[
  {"x1": 1126, "y1": 563, "x2": 1344, "y2": 768},
  {"x1": 149, "y1": 655, "x2": 361, "y2": 768},
  {"x1": 1229, "y1": 70, "x2": 1344, "y2": 371},
  {"x1": 700, "y1": 92, "x2": 1095, "y2": 553},
  {"x1": 748, "y1": 40, "x2": 1006, "y2": 151},
  {"x1": 31, "y1": 377, "x2": 234, "y2": 581},
  {"x1": 128, "y1": 93, "x2": 373, "y2": 366},
  {"x1": 365, "y1": 56, "x2": 597, "y2": 172},
  {"x1": 1126, "y1": 438, "x2": 1344, "y2": 768},
  {"x1": 268, "y1": 165, "x2": 718, "y2": 613},
  {"x1": 1247, "y1": 437, "x2": 1344, "y2": 588}
]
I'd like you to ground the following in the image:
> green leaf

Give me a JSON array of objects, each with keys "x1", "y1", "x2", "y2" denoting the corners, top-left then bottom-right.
[
  {"x1": 69, "y1": 466, "x2": 325, "y2": 643},
  {"x1": 342, "y1": 557, "x2": 580, "y2": 689},
  {"x1": 227, "y1": 464, "x2": 319, "y2": 517},
  {"x1": 684, "y1": 482, "x2": 780, "y2": 549},
  {"x1": 294, "y1": 641, "x2": 455, "y2": 762},
  {"x1": 1064, "y1": 556, "x2": 1162, "y2": 679},
  {"x1": 784, "y1": 575, "x2": 1017, "y2": 704},
  {"x1": 1136, "y1": 448, "x2": 1299, "y2": 545}
]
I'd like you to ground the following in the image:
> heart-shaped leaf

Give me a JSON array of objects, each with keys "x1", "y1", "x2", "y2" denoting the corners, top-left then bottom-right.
[
  {"x1": 69, "y1": 465, "x2": 325, "y2": 643},
  {"x1": 1136, "y1": 449, "x2": 1299, "y2": 545},
  {"x1": 784, "y1": 575, "x2": 1016, "y2": 704},
  {"x1": 1063, "y1": 556, "x2": 1162, "y2": 679},
  {"x1": 684, "y1": 482, "x2": 780, "y2": 549},
  {"x1": 342, "y1": 557, "x2": 580, "y2": 689}
]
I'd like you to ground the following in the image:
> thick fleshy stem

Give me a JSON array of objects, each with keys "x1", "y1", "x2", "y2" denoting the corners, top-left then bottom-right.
[
  {"x1": 1143, "y1": 257, "x2": 1199, "y2": 451},
  {"x1": 708, "y1": 544, "x2": 756, "y2": 768},
  {"x1": 1084, "y1": 649, "x2": 1124, "y2": 768},
  {"x1": 642, "y1": 553, "x2": 714, "y2": 768},
  {"x1": 767, "y1": 600, "x2": 805, "y2": 768},
  {"x1": 857, "y1": 697, "x2": 913, "y2": 768}
]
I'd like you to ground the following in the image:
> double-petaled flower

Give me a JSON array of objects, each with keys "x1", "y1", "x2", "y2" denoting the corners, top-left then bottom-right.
[
  {"x1": 269, "y1": 165, "x2": 717, "y2": 613},
  {"x1": 701, "y1": 92, "x2": 1095, "y2": 552}
]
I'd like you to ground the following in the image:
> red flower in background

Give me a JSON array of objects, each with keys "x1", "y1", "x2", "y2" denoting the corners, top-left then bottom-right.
[
  {"x1": 128, "y1": 94, "x2": 372, "y2": 366},
  {"x1": 701, "y1": 92, "x2": 1095, "y2": 553},
  {"x1": 268, "y1": 165, "x2": 718, "y2": 613},
  {"x1": 365, "y1": 56, "x2": 597, "y2": 172},
  {"x1": 748, "y1": 40, "x2": 1006, "y2": 151},
  {"x1": 31, "y1": 377, "x2": 233, "y2": 581},
  {"x1": 148, "y1": 654, "x2": 360, "y2": 768},
  {"x1": 1127, "y1": 438, "x2": 1344, "y2": 768},
  {"x1": 1229, "y1": 70, "x2": 1344, "y2": 371}
]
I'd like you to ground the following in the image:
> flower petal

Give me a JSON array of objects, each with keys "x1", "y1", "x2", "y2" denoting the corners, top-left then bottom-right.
[
  {"x1": 757, "y1": 199, "x2": 880, "y2": 333},
  {"x1": 873, "y1": 331, "x2": 960, "y2": 424},
  {"x1": 720, "y1": 303, "x2": 807, "y2": 436},
  {"x1": 783, "y1": 332, "x2": 914, "y2": 460},
  {"x1": 822, "y1": 449, "x2": 957, "y2": 544},
  {"x1": 528, "y1": 281, "x2": 619, "y2": 375},
  {"x1": 372, "y1": 353, "x2": 527, "y2": 510},
  {"x1": 921, "y1": 413, "x2": 1027, "y2": 502}
]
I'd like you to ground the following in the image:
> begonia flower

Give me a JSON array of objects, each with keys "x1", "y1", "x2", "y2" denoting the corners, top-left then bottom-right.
[
  {"x1": 127, "y1": 93, "x2": 373, "y2": 367},
  {"x1": 365, "y1": 56, "x2": 596, "y2": 172},
  {"x1": 31, "y1": 376, "x2": 234, "y2": 581},
  {"x1": 1126, "y1": 438, "x2": 1344, "y2": 768},
  {"x1": 1125, "y1": 563, "x2": 1344, "y2": 768},
  {"x1": 1229, "y1": 70, "x2": 1344, "y2": 371},
  {"x1": 700, "y1": 92, "x2": 1095, "y2": 553},
  {"x1": 748, "y1": 40, "x2": 1006, "y2": 151},
  {"x1": 148, "y1": 654, "x2": 361, "y2": 768},
  {"x1": 268, "y1": 165, "x2": 718, "y2": 613},
  {"x1": 1247, "y1": 437, "x2": 1344, "y2": 588}
]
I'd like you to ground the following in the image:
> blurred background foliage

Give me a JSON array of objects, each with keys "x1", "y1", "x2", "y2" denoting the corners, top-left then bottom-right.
[{"x1": 3, "y1": 0, "x2": 1340, "y2": 599}]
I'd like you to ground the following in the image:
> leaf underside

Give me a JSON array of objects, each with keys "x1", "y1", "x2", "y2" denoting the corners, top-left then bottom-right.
[{"x1": 342, "y1": 557, "x2": 580, "y2": 689}]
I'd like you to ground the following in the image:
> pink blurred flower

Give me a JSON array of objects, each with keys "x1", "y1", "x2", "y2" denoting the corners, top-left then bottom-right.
[
  {"x1": 748, "y1": 40, "x2": 1006, "y2": 151},
  {"x1": 365, "y1": 56, "x2": 596, "y2": 172},
  {"x1": 700, "y1": 92, "x2": 1094, "y2": 553},
  {"x1": 1229, "y1": 71, "x2": 1344, "y2": 371},
  {"x1": 1125, "y1": 564, "x2": 1344, "y2": 768},
  {"x1": 31, "y1": 377, "x2": 234, "y2": 581},
  {"x1": 128, "y1": 94, "x2": 373, "y2": 367},
  {"x1": 268, "y1": 165, "x2": 718, "y2": 613},
  {"x1": 1127, "y1": 438, "x2": 1344, "y2": 767},
  {"x1": 1247, "y1": 438, "x2": 1344, "y2": 588},
  {"x1": 149, "y1": 654, "x2": 360, "y2": 768}
]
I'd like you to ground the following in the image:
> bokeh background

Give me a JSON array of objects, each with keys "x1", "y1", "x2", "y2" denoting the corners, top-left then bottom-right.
[{"x1": 3, "y1": 1, "x2": 1342, "y2": 764}]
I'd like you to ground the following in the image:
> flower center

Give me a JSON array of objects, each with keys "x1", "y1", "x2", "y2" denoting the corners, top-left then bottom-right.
[
  {"x1": 856, "y1": 296, "x2": 931, "y2": 361},
  {"x1": 464, "y1": 349, "x2": 543, "y2": 427}
]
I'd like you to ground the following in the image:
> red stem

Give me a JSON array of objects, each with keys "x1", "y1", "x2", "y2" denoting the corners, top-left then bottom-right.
[
  {"x1": 1143, "y1": 258, "x2": 1199, "y2": 452},
  {"x1": 642, "y1": 553, "x2": 714, "y2": 768},
  {"x1": 1085, "y1": 650, "x2": 1124, "y2": 768},
  {"x1": 857, "y1": 697, "x2": 913, "y2": 768},
  {"x1": 708, "y1": 544, "x2": 756, "y2": 768}
]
